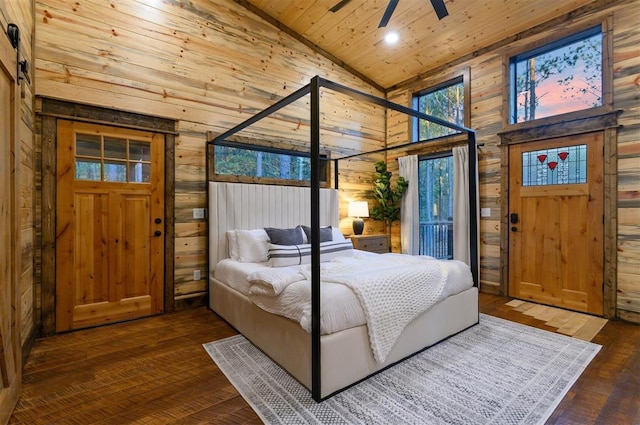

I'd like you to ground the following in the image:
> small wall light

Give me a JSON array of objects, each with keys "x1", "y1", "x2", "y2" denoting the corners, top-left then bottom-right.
[{"x1": 384, "y1": 31, "x2": 399, "y2": 44}]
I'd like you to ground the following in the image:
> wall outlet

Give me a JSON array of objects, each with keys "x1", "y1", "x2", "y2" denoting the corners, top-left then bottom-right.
[
  {"x1": 480, "y1": 207, "x2": 491, "y2": 218},
  {"x1": 193, "y1": 208, "x2": 206, "y2": 219},
  {"x1": 193, "y1": 270, "x2": 201, "y2": 280}
]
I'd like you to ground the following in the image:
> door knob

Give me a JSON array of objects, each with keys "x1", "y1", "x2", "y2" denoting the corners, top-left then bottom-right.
[
  {"x1": 511, "y1": 226, "x2": 518, "y2": 232},
  {"x1": 155, "y1": 218, "x2": 162, "y2": 224},
  {"x1": 154, "y1": 230, "x2": 162, "y2": 237}
]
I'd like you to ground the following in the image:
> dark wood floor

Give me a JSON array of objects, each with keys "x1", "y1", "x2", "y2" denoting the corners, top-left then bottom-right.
[{"x1": 8, "y1": 294, "x2": 640, "y2": 424}]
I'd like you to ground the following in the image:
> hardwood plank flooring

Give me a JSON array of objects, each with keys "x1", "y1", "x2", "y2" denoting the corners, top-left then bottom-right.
[
  {"x1": 480, "y1": 294, "x2": 640, "y2": 425},
  {"x1": 503, "y1": 299, "x2": 609, "y2": 341},
  {"x1": 8, "y1": 294, "x2": 640, "y2": 424}
]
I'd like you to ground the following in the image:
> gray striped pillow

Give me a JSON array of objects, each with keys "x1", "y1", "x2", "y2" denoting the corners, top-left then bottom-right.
[{"x1": 267, "y1": 240, "x2": 354, "y2": 267}]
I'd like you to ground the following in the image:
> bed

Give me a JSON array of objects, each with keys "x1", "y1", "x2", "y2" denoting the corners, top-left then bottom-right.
[{"x1": 207, "y1": 77, "x2": 479, "y2": 401}]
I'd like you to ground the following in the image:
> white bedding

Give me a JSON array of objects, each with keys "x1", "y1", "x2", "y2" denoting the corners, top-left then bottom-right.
[
  {"x1": 213, "y1": 254, "x2": 369, "y2": 335},
  {"x1": 214, "y1": 251, "x2": 474, "y2": 363},
  {"x1": 249, "y1": 278, "x2": 366, "y2": 335},
  {"x1": 214, "y1": 259, "x2": 269, "y2": 295}
]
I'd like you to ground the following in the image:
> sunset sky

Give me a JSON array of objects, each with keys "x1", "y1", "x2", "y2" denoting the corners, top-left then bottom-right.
[{"x1": 514, "y1": 33, "x2": 602, "y2": 122}]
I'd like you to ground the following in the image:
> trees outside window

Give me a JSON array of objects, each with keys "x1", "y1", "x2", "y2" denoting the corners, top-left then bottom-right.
[
  {"x1": 213, "y1": 144, "x2": 330, "y2": 184},
  {"x1": 418, "y1": 155, "x2": 453, "y2": 259},
  {"x1": 215, "y1": 145, "x2": 311, "y2": 180},
  {"x1": 411, "y1": 77, "x2": 464, "y2": 256},
  {"x1": 510, "y1": 26, "x2": 602, "y2": 123},
  {"x1": 412, "y1": 78, "x2": 464, "y2": 141}
]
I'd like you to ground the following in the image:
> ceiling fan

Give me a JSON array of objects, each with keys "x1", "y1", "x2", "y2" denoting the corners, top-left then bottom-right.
[{"x1": 330, "y1": 0, "x2": 449, "y2": 27}]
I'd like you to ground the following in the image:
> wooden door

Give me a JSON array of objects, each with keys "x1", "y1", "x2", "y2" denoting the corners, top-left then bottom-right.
[
  {"x1": 56, "y1": 121, "x2": 165, "y2": 332},
  {"x1": 509, "y1": 132, "x2": 604, "y2": 315},
  {"x1": 0, "y1": 25, "x2": 21, "y2": 424}
]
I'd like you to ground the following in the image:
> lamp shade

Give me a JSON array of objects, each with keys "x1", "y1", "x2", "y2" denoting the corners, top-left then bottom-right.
[{"x1": 348, "y1": 201, "x2": 369, "y2": 218}]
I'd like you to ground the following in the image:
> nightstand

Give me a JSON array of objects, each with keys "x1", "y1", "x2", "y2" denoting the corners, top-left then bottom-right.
[{"x1": 349, "y1": 234, "x2": 389, "y2": 253}]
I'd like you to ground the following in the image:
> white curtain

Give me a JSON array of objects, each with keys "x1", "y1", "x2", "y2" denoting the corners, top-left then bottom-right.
[
  {"x1": 398, "y1": 155, "x2": 419, "y2": 254},
  {"x1": 453, "y1": 145, "x2": 478, "y2": 266}
]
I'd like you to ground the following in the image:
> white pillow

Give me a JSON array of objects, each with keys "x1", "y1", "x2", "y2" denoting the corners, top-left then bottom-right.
[
  {"x1": 331, "y1": 227, "x2": 346, "y2": 241},
  {"x1": 226, "y1": 230, "x2": 239, "y2": 261},
  {"x1": 235, "y1": 229, "x2": 269, "y2": 263}
]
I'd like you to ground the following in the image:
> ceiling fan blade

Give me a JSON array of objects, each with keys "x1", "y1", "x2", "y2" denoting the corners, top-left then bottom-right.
[
  {"x1": 330, "y1": 0, "x2": 352, "y2": 13},
  {"x1": 378, "y1": 0, "x2": 399, "y2": 28},
  {"x1": 430, "y1": 0, "x2": 449, "y2": 20}
]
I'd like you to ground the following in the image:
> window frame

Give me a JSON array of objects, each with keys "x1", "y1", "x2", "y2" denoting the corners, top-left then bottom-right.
[
  {"x1": 210, "y1": 138, "x2": 331, "y2": 188},
  {"x1": 509, "y1": 25, "x2": 603, "y2": 125},
  {"x1": 74, "y1": 132, "x2": 153, "y2": 183},
  {"x1": 502, "y1": 17, "x2": 613, "y2": 131},
  {"x1": 410, "y1": 68, "x2": 471, "y2": 143}
]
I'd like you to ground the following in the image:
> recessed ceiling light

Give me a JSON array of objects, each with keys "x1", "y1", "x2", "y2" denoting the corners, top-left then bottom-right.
[{"x1": 384, "y1": 31, "x2": 399, "y2": 44}]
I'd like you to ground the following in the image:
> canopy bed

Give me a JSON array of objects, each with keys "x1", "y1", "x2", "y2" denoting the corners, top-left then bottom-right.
[{"x1": 206, "y1": 76, "x2": 479, "y2": 402}]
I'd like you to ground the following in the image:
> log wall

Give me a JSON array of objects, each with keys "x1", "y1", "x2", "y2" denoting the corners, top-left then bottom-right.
[
  {"x1": 0, "y1": 0, "x2": 35, "y2": 348},
  {"x1": 33, "y1": 0, "x2": 385, "y2": 316},
  {"x1": 387, "y1": 0, "x2": 640, "y2": 322},
  {"x1": 27, "y1": 0, "x2": 639, "y2": 328},
  {"x1": 613, "y1": 2, "x2": 640, "y2": 323}
]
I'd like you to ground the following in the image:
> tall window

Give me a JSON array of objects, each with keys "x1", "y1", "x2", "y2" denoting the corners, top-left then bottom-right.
[
  {"x1": 412, "y1": 77, "x2": 464, "y2": 141},
  {"x1": 510, "y1": 26, "x2": 602, "y2": 124},
  {"x1": 418, "y1": 155, "x2": 453, "y2": 259}
]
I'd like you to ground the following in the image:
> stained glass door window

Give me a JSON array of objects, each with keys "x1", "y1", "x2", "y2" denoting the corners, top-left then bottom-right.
[{"x1": 521, "y1": 144, "x2": 587, "y2": 186}]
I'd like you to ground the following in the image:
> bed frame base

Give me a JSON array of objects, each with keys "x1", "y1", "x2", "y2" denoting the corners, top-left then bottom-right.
[{"x1": 209, "y1": 277, "x2": 478, "y2": 399}]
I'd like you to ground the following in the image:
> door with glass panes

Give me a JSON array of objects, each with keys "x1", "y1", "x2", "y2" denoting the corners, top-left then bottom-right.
[
  {"x1": 56, "y1": 121, "x2": 165, "y2": 331},
  {"x1": 508, "y1": 132, "x2": 603, "y2": 314}
]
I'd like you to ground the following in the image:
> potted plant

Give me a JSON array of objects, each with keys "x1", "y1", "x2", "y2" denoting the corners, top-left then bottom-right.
[{"x1": 370, "y1": 160, "x2": 409, "y2": 237}]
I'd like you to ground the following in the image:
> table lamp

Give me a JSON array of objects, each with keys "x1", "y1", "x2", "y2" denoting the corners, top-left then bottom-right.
[{"x1": 348, "y1": 201, "x2": 369, "y2": 235}]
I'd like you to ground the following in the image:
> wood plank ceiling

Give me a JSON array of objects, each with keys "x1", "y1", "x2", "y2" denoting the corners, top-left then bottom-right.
[{"x1": 239, "y1": 0, "x2": 597, "y2": 90}]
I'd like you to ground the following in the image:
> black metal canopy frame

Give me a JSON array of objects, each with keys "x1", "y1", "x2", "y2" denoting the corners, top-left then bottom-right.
[{"x1": 208, "y1": 75, "x2": 479, "y2": 402}]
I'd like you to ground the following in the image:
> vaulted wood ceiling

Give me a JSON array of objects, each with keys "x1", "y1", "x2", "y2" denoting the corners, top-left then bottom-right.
[{"x1": 239, "y1": 0, "x2": 598, "y2": 90}]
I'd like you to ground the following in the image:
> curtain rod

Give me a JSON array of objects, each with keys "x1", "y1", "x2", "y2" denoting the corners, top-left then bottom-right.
[
  {"x1": 338, "y1": 138, "x2": 484, "y2": 162},
  {"x1": 392, "y1": 142, "x2": 485, "y2": 160}
]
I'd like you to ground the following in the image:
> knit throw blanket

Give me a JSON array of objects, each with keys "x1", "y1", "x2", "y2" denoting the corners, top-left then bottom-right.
[{"x1": 300, "y1": 255, "x2": 449, "y2": 363}]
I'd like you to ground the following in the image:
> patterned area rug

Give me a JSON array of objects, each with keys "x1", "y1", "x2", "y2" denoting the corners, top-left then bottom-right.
[{"x1": 203, "y1": 314, "x2": 600, "y2": 425}]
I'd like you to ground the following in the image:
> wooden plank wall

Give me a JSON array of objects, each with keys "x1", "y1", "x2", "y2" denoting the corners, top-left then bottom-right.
[
  {"x1": 615, "y1": 2, "x2": 640, "y2": 323},
  {"x1": 33, "y1": 0, "x2": 384, "y2": 313},
  {"x1": 0, "y1": 0, "x2": 35, "y2": 347},
  {"x1": 387, "y1": 1, "x2": 640, "y2": 322}
]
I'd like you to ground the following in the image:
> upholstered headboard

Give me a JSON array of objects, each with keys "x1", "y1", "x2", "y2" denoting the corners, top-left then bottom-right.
[{"x1": 208, "y1": 182, "x2": 339, "y2": 269}]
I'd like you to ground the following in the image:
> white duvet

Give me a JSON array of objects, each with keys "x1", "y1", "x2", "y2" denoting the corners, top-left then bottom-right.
[{"x1": 246, "y1": 252, "x2": 474, "y2": 363}]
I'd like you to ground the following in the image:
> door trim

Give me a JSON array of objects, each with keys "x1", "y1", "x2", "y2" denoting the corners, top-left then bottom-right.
[
  {"x1": 36, "y1": 98, "x2": 177, "y2": 336},
  {"x1": 0, "y1": 19, "x2": 23, "y2": 423},
  {"x1": 498, "y1": 111, "x2": 620, "y2": 318}
]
